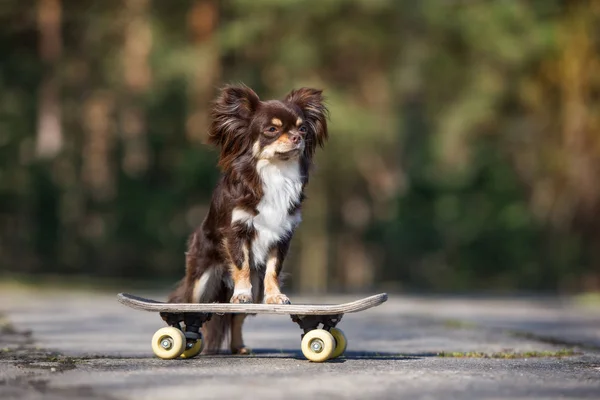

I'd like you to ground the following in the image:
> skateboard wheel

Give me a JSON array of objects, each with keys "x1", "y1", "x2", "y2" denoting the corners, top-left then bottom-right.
[
  {"x1": 329, "y1": 328, "x2": 347, "y2": 358},
  {"x1": 180, "y1": 337, "x2": 204, "y2": 359},
  {"x1": 151, "y1": 327, "x2": 186, "y2": 359},
  {"x1": 301, "y1": 329, "x2": 335, "y2": 362}
]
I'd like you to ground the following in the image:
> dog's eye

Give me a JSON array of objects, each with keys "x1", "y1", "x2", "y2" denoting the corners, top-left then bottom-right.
[
  {"x1": 267, "y1": 127, "x2": 277, "y2": 133},
  {"x1": 299, "y1": 125, "x2": 307, "y2": 133}
]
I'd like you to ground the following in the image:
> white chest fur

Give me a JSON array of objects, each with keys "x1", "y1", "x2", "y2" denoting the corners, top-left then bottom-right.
[{"x1": 231, "y1": 159, "x2": 303, "y2": 267}]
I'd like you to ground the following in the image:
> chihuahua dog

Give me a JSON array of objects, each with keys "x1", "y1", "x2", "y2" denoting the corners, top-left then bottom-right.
[{"x1": 167, "y1": 84, "x2": 328, "y2": 354}]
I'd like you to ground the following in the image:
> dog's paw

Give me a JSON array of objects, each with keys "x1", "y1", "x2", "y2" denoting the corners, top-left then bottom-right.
[
  {"x1": 230, "y1": 292, "x2": 253, "y2": 304},
  {"x1": 264, "y1": 293, "x2": 291, "y2": 305},
  {"x1": 231, "y1": 345, "x2": 253, "y2": 355}
]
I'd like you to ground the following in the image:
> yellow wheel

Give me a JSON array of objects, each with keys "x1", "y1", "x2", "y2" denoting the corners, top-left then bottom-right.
[
  {"x1": 151, "y1": 327, "x2": 186, "y2": 359},
  {"x1": 301, "y1": 329, "x2": 335, "y2": 362},
  {"x1": 180, "y1": 338, "x2": 203, "y2": 359},
  {"x1": 329, "y1": 328, "x2": 347, "y2": 358}
]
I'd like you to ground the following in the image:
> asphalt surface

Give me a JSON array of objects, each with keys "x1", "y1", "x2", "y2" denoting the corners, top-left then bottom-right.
[{"x1": 1, "y1": 287, "x2": 599, "y2": 399}]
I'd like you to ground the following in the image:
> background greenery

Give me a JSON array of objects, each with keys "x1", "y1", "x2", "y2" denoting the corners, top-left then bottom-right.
[{"x1": 1, "y1": 0, "x2": 599, "y2": 294}]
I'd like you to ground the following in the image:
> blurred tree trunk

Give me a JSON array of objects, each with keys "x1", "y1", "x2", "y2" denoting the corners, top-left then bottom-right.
[
  {"x1": 80, "y1": 3, "x2": 121, "y2": 201},
  {"x1": 36, "y1": 0, "x2": 62, "y2": 159},
  {"x1": 81, "y1": 93, "x2": 115, "y2": 202},
  {"x1": 120, "y1": 0, "x2": 152, "y2": 177},
  {"x1": 186, "y1": 0, "x2": 220, "y2": 143}
]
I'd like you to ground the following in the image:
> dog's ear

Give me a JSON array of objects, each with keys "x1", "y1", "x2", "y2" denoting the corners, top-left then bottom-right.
[
  {"x1": 285, "y1": 88, "x2": 328, "y2": 152},
  {"x1": 209, "y1": 84, "x2": 260, "y2": 169},
  {"x1": 209, "y1": 84, "x2": 260, "y2": 146}
]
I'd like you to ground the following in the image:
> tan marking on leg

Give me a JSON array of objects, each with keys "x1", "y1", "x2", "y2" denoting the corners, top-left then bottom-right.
[
  {"x1": 230, "y1": 314, "x2": 251, "y2": 355},
  {"x1": 271, "y1": 118, "x2": 282, "y2": 127},
  {"x1": 229, "y1": 243, "x2": 253, "y2": 303},
  {"x1": 264, "y1": 248, "x2": 290, "y2": 304},
  {"x1": 264, "y1": 249, "x2": 281, "y2": 296}
]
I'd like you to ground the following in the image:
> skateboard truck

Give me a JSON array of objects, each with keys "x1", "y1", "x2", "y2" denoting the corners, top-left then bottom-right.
[
  {"x1": 290, "y1": 313, "x2": 343, "y2": 338},
  {"x1": 160, "y1": 312, "x2": 211, "y2": 339}
]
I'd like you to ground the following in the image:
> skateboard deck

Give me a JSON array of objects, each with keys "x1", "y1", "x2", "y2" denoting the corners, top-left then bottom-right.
[
  {"x1": 117, "y1": 292, "x2": 388, "y2": 315},
  {"x1": 117, "y1": 292, "x2": 387, "y2": 362}
]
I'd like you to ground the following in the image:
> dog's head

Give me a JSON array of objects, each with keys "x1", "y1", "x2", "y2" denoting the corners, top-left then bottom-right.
[{"x1": 208, "y1": 84, "x2": 328, "y2": 171}]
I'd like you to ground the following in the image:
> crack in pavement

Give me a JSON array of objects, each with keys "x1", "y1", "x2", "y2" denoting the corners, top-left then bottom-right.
[{"x1": 0, "y1": 313, "x2": 121, "y2": 400}]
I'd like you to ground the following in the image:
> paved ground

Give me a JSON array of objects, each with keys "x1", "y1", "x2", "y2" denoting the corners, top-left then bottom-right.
[{"x1": 1, "y1": 286, "x2": 599, "y2": 399}]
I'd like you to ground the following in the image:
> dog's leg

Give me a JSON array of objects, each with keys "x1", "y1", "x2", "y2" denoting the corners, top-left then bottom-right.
[
  {"x1": 230, "y1": 313, "x2": 251, "y2": 354},
  {"x1": 264, "y1": 244, "x2": 291, "y2": 305},
  {"x1": 229, "y1": 271, "x2": 263, "y2": 354},
  {"x1": 225, "y1": 239, "x2": 253, "y2": 304}
]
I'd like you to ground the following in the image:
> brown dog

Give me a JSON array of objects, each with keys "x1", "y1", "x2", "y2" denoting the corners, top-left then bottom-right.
[{"x1": 167, "y1": 84, "x2": 329, "y2": 354}]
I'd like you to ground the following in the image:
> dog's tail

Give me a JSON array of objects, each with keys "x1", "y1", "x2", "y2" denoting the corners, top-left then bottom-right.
[{"x1": 201, "y1": 314, "x2": 231, "y2": 354}]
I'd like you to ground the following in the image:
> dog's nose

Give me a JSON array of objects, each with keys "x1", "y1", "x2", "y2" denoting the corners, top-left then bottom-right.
[{"x1": 290, "y1": 133, "x2": 302, "y2": 144}]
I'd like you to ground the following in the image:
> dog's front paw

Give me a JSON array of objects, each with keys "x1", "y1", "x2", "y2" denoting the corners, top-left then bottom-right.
[
  {"x1": 231, "y1": 291, "x2": 253, "y2": 304},
  {"x1": 264, "y1": 293, "x2": 291, "y2": 305}
]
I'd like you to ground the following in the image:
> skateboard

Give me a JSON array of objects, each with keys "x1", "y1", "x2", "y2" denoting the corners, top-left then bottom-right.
[{"x1": 117, "y1": 292, "x2": 388, "y2": 362}]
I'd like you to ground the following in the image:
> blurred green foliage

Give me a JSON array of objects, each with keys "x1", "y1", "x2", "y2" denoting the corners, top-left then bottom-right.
[{"x1": 1, "y1": 0, "x2": 599, "y2": 293}]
